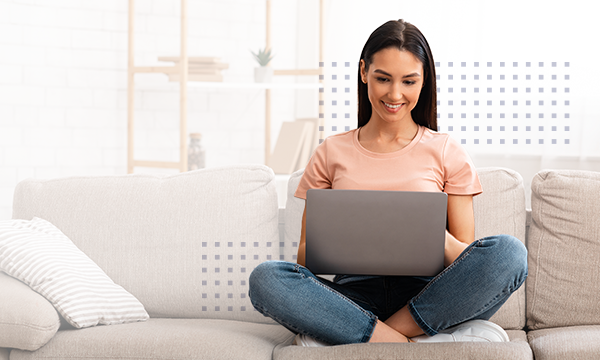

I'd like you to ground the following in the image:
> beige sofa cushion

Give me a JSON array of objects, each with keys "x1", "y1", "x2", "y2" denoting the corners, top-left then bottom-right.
[
  {"x1": 274, "y1": 330, "x2": 532, "y2": 360},
  {"x1": 8, "y1": 318, "x2": 294, "y2": 360},
  {"x1": 527, "y1": 170, "x2": 600, "y2": 330},
  {"x1": 12, "y1": 165, "x2": 280, "y2": 324},
  {"x1": 527, "y1": 326, "x2": 600, "y2": 360},
  {"x1": 473, "y1": 168, "x2": 527, "y2": 330},
  {"x1": 284, "y1": 167, "x2": 527, "y2": 329},
  {"x1": 0, "y1": 272, "x2": 60, "y2": 351},
  {"x1": 0, "y1": 348, "x2": 9, "y2": 360},
  {"x1": 282, "y1": 169, "x2": 305, "y2": 263}
]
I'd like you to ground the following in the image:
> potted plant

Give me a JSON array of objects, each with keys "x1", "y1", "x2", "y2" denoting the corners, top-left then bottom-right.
[{"x1": 251, "y1": 47, "x2": 274, "y2": 83}]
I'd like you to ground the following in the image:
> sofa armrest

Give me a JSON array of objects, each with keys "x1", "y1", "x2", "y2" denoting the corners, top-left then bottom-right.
[{"x1": 0, "y1": 272, "x2": 60, "y2": 351}]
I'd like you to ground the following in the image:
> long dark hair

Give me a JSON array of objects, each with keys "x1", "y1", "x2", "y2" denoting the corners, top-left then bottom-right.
[{"x1": 357, "y1": 19, "x2": 437, "y2": 131}]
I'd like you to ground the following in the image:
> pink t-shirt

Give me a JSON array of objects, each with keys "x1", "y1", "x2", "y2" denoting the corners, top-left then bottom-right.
[{"x1": 294, "y1": 125, "x2": 482, "y2": 199}]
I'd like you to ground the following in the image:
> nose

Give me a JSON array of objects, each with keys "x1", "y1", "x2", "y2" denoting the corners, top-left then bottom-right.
[{"x1": 388, "y1": 81, "x2": 403, "y2": 103}]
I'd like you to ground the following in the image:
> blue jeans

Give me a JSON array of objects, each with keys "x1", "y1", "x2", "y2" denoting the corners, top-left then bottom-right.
[{"x1": 248, "y1": 234, "x2": 527, "y2": 345}]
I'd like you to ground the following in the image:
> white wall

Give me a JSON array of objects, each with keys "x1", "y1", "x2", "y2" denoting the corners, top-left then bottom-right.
[
  {"x1": 2, "y1": 0, "x2": 600, "y2": 218},
  {"x1": 318, "y1": 0, "x2": 600, "y2": 153},
  {"x1": 316, "y1": 0, "x2": 600, "y2": 206},
  {"x1": 0, "y1": 0, "x2": 309, "y2": 219}
]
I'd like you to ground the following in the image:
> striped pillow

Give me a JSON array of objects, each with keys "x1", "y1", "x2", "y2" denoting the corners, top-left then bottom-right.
[{"x1": 0, "y1": 217, "x2": 149, "y2": 329}]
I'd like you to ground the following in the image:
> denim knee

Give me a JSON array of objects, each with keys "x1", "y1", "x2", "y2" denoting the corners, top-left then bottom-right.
[
  {"x1": 248, "y1": 261, "x2": 291, "y2": 305},
  {"x1": 483, "y1": 234, "x2": 528, "y2": 290}
]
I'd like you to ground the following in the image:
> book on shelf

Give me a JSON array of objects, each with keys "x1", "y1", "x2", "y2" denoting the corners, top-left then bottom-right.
[
  {"x1": 158, "y1": 57, "x2": 229, "y2": 69},
  {"x1": 186, "y1": 65, "x2": 229, "y2": 73},
  {"x1": 165, "y1": 68, "x2": 223, "y2": 75},
  {"x1": 181, "y1": 63, "x2": 230, "y2": 70},
  {"x1": 158, "y1": 56, "x2": 223, "y2": 64},
  {"x1": 158, "y1": 56, "x2": 229, "y2": 82},
  {"x1": 296, "y1": 118, "x2": 319, "y2": 158},
  {"x1": 268, "y1": 120, "x2": 316, "y2": 174},
  {"x1": 168, "y1": 74, "x2": 223, "y2": 82}
]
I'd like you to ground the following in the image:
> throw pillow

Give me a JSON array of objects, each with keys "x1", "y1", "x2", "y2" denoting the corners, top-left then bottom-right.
[
  {"x1": 0, "y1": 271, "x2": 60, "y2": 351},
  {"x1": 0, "y1": 217, "x2": 149, "y2": 329}
]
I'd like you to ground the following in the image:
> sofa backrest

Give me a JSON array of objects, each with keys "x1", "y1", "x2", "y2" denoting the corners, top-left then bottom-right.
[
  {"x1": 284, "y1": 167, "x2": 527, "y2": 330},
  {"x1": 12, "y1": 165, "x2": 280, "y2": 324},
  {"x1": 282, "y1": 169, "x2": 305, "y2": 263},
  {"x1": 527, "y1": 169, "x2": 600, "y2": 330},
  {"x1": 473, "y1": 167, "x2": 527, "y2": 330}
]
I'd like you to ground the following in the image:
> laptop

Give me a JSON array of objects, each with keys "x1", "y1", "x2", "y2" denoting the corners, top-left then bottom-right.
[{"x1": 305, "y1": 189, "x2": 447, "y2": 276}]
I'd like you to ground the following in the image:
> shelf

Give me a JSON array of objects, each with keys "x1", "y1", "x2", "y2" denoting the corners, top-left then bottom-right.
[
  {"x1": 134, "y1": 80, "x2": 322, "y2": 91},
  {"x1": 127, "y1": 0, "x2": 324, "y2": 173},
  {"x1": 132, "y1": 160, "x2": 180, "y2": 169},
  {"x1": 186, "y1": 81, "x2": 322, "y2": 89},
  {"x1": 134, "y1": 67, "x2": 321, "y2": 77}
]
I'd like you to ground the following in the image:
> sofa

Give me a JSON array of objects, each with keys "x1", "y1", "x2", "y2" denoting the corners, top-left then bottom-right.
[{"x1": 1, "y1": 164, "x2": 600, "y2": 360}]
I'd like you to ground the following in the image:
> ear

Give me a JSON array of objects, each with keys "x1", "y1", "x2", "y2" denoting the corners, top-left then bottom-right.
[{"x1": 359, "y1": 59, "x2": 367, "y2": 84}]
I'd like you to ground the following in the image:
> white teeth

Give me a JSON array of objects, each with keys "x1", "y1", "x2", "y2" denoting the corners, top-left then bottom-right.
[{"x1": 384, "y1": 102, "x2": 401, "y2": 109}]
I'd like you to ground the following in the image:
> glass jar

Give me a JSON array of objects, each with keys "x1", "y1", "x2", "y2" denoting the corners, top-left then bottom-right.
[{"x1": 188, "y1": 133, "x2": 206, "y2": 171}]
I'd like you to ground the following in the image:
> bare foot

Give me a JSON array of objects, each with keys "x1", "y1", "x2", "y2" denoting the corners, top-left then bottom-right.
[{"x1": 368, "y1": 320, "x2": 410, "y2": 343}]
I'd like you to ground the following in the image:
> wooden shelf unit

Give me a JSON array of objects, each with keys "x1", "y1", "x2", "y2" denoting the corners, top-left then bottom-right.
[{"x1": 127, "y1": 0, "x2": 324, "y2": 173}]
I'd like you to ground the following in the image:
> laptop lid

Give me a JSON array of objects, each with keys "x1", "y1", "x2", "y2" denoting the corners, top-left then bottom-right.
[{"x1": 305, "y1": 189, "x2": 447, "y2": 276}]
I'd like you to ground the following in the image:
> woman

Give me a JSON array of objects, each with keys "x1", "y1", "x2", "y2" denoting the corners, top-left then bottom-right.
[{"x1": 249, "y1": 19, "x2": 527, "y2": 346}]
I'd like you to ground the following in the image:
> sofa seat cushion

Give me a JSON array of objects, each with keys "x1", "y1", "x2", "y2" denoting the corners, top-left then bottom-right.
[
  {"x1": 0, "y1": 272, "x2": 59, "y2": 351},
  {"x1": 274, "y1": 330, "x2": 531, "y2": 360},
  {"x1": 0, "y1": 348, "x2": 9, "y2": 360},
  {"x1": 527, "y1": 326, "x2": 600, "y2": 360},
  {"x1": 12, "y1": 165, "x2": 280, "y2": 324},
  {"x1": 9, "y1": 318, "x2": 294, "y2": 360},
  {"x1": 527, "y1": 170, "x2": 600, "y2": 330}
]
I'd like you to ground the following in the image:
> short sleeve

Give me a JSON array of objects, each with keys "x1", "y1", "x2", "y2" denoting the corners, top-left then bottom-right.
[
  {"x1": 442, "y1": 136, "x2": 483, "y2": 196},
  {"x1": 294, "y1": 140, "x2": 332, "y2": 199}
]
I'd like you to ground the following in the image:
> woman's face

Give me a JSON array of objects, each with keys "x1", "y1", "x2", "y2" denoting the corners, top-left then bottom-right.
[{"x1": 360, "y1": 47, "x2": 424, "y2": 126}]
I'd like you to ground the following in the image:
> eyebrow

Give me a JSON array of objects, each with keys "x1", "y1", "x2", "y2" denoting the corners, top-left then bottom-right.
[{"x1": 374, "y1": 69, "x2": 421, "y2": 78}]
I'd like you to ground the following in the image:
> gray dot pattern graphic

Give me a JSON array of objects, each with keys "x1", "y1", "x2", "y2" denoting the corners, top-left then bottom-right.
[
  {"x1": 318, "y1": 61, "x2": 571, "y2": 146},
  {"x1": 198, "y1": 238, "x2": 285, "y2": 316}
]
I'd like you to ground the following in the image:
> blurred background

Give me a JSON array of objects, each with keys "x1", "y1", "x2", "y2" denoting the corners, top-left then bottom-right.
[{"x1": 1, "y1": 0, "x2": 599, "y2": 218}]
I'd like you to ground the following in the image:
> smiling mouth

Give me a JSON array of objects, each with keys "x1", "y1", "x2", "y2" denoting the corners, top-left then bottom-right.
[{"x1": 383, "y1": 101, "x2": 403, "y2": 109}]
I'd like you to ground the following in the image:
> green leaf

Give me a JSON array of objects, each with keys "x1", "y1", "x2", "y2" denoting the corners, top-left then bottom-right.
[{"x1": 250, "y1": 47, "x2": 274, "y2": 66}]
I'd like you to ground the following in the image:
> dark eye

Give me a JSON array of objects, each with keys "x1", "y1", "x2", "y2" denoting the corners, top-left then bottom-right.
[
  {"x1": 376, "y1": 77, "x2": 389, "y2": 83},
  {"x1": 404, "y1": 80, "x2": 416, "y2": 85}
]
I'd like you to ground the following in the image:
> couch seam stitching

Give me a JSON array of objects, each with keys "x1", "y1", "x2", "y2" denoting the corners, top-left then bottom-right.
[
  {"x1": 529, "y1": 174, "x2": 545, "y2": 329},
  {"x1": 0, "y1": 321, "x2": 59, "y2": 331},
  {"x1": 512, "y1": 169, "x2": 526, "y2": 329}
]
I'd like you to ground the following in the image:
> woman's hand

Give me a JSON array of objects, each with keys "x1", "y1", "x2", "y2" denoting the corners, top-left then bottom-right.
[{"x1": 444, "y1": 230, "x2": 468, "y2": 267}]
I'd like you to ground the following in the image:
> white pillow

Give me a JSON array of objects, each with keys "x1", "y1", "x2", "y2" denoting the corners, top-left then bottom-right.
[{"x1": 0, "y1": 217, "x2": 149, "y2": 329}]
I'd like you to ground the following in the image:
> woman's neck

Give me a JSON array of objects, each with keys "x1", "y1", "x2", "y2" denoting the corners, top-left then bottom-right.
[{"x1": 358, "y1": 120, "x2": 419, "y2": 153}]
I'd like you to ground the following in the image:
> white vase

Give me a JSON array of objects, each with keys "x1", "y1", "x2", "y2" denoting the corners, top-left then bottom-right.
[{"x1": 254, "y1": 66, "x2": 273, "y2": 83}]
